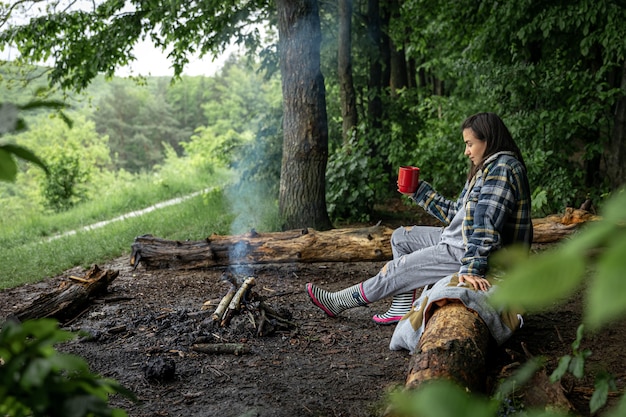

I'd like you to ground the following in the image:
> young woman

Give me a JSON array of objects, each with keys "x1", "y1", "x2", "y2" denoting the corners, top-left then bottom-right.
[{"x1": 306, "y1": 112, "x2": 533, "y2": 324}]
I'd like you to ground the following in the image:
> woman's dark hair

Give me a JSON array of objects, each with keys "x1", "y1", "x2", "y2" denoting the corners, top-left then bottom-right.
[{"x1": 462, "y1": 112, "x2": 526, "y2": 179}]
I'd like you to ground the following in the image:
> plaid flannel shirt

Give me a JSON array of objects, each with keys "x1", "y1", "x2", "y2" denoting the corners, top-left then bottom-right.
[{"x1": 412, "y1": 152, "x2": 533, "y2": 277}]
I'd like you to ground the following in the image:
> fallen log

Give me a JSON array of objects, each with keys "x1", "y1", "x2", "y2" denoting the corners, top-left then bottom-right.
[
  {"x1": 129, "y1": 208, "x2": 597, "y2": 270},
  {"x1": 405, "y1": 302, "x2": 491, "y2": 392},
  {"x1": 130, "y1": 224, "x2": 394, "y2": 269},
  {"x1": 385, "y1": 302, "x2": 574, "y2": 416},
  {"x1": 6, "y1": 265, "x2": 118, "y2": 324},
  {"x1": 532, "y1": 207, "x2": 600, "y2": 243}
]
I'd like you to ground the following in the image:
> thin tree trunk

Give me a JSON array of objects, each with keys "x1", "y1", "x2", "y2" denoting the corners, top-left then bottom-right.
[
  {"x1": 388, "y1": 1, "x2": 408, "y2": 95},
  {"x1": 367, "y1": 0, "x2": 384, "y2": 129},
  {"x1": 338, "y1": 0, "x2": 358, "y2": 144},
  {"x1": 276, "y1": 0, "x2": 332, "y2": 231},
  {"x1": 607, "y1": 61, "x2": 626, "y2": 189}
]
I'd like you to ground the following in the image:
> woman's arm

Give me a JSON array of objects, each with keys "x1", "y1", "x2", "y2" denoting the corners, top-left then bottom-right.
[{"x1": 411, "y1": 181, "x2": 464, "y2": 226}]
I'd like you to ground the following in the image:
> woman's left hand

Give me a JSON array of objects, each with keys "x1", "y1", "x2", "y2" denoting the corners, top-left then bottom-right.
[{"x1": 458, "y1": 274, "x2": 491, "y2": 291}]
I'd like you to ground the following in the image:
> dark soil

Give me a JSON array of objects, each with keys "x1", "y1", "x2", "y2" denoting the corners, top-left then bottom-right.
[{"x1": 1, "y1": 203, "x2": 624, "y2": 417}]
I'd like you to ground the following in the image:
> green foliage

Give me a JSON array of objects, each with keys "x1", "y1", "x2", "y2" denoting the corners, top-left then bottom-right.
[
  {"x1": 326, "y1": 133, "x2": 389, "y2": 223},
  {"x1": 550, "y1": 325, "x2": 592, "y2": 382},
  {"x1": 90, "y1": 79, "x2": 186, "y2": 173},
  {"x1": 0, "y1": 100, "x2": 70, "y2": 182},
  {"x1": 0, "y1": 2, "x2": 270, "y2": 90},
  {"x1": 549, "y1": 325, "x2": 616, "y2": 414},
  {"x1": 7, "y1": 113, "x2": 110, "y2": 211},
  {"x1": 0, "y1": 318, "x2": 134, "y2": 417},
  {"x1": 233, "y1": 104, "x2": 283, "y2": 198},
  {"x1": 181, "y1": 59, "x2": 281, "y2": 172},
  {"x1": 41, "y1": 151, "x2": 89, "y2": 212}
]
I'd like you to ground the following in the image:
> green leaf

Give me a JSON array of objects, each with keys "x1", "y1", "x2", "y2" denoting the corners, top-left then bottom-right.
[
  {"x1": 22, "y1": 358, "x2": 52, "y2": 388},
  {"x1": 600, "y1": 189, "x2": 626, "y2": 224},
  {"x1": 0, "y1": 148, "x2": 18, "y2": 181},
  {"x1": 571, "y1": 324, "x2": 584, "y2": 352},
  {"x1": 391, "y1": 379, "x2": 498, "y2": 417},
  {"x1": 590, "y1": 377, "x2": 610, "y2": 413},
  {"x1": 0, "y1": 143, "x2": 49, "y2": 174},
  {"x1": 603, "y1": 393, "x2": 626, "y2": 417},
  {"x1": 490, "y1": 249, "x2": 585, "y2": 311},
  {"x1": 495, "y1": 357, "x2": 544, "y2": 400},
  {"x1": 569, "y1": 355, "x2": 585, "y2": 379},
  {"x1": 586, "y1": 232, "x2": 626, "y2": 329},
  {"x1": 550, "y1": 355, "x2": 571, "y2": 382}
]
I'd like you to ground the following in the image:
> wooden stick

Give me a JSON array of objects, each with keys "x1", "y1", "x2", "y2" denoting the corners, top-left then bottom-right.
[
  {"x1": 211, "y1": 284, "x2": 237, "y2": 321},
  {"x1": 221, "y1": 277, "x2": 256, "y2": 327},
  {"x1": 192, "y1": 343, "x2": 250, "y2": 355}
]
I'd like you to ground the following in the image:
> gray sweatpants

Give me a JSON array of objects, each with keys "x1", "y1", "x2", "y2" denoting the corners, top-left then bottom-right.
[{"x1": 361, "y1": 226, "x2": 465, "y2": 302}]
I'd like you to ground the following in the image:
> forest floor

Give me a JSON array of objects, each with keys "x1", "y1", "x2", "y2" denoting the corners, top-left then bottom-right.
[{"x1": 1, "y1": 199, "x2": 625, "y2": 417}]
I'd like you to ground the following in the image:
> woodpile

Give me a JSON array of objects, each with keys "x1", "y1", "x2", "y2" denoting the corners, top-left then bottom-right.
[{"x1": 201, "y1": 271, "x2": 295, "y2": 335}]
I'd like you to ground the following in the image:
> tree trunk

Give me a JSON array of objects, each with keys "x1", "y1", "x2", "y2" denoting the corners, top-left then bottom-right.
[
  {"x1": 388, "y1": 1, "x2": 408, "y2": 95},
  {"x1": 606, "y1": 60, "x2": 626, "y2": 189},
  {"x1": 338, "y1": 0, "x2": 358, "y2": 144},
  {"x1": 276, "y1": 0, "x2": 332, "y2": 231},
  {"x1": 6, "y1": 265, "x2": 118, "y2": 324},
  {"x1": 129, "y1": 208, "x2": 598, "y2": 270},
  {"x1": 367, "y1": 0, "x2": 384, "y2": 129}
]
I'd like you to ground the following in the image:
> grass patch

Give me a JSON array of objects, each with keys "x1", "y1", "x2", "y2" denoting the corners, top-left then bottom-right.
[
  {"x1": 1, "y1": 182, "x2": 281, "y2": 289},
  {"x1": 0, "y1": 168, "x2": 233, "y2": 249}
]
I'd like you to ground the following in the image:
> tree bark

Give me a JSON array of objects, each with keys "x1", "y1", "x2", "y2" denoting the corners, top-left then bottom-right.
[
  {"x1": 130, "y1": 225, "x2": 393, "y2": 270},
  {"x1": 129, "y1": 208, "x2": 597, "y2": 270},
  {"x1": 6, "y1": 265, "x2": 118, "y2": 324},
  {"x1": 405, "y1": 302, "x2": 491, "y2": 392},
  {"x1": 338, "y1": 0, "x2": 358, "y2": 144},
  {"x1": 276, "y1": 0, "x2": 332, "y2": 231}
]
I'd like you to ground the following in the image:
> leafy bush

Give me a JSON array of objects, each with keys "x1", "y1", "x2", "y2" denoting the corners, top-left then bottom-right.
[
  {"x1": 326, "y1": 133, "x2": 390, "y2": 223},
  {"x1": 0, "y1": 318, "x2": 134, "y2": 417},
  {"x1": 41, "y1": 151, "x2": 89, "y2": 212}
]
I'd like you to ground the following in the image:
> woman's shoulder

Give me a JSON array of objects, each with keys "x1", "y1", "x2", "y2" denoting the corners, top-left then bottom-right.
[{"x1": 486, "y1": 152, "x2": 524, "y2": 171}]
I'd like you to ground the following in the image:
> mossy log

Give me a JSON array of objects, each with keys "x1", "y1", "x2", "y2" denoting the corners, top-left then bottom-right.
[{"x1": 129, "y1": 208, "x2": 597, "y2": 270}]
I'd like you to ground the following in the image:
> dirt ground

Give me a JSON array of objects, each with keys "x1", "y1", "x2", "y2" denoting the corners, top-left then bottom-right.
[{"x1": 1, "y1": 207, "x2": 625, "y2": 417}]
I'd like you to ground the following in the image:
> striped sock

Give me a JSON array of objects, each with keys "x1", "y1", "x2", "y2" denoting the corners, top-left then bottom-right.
[
  {"x1": 306, "y1": 283, "x2": 367, "y2": 317},
  {"x1": 372, "y1": 291, "x2": 415, "y2": 325}
]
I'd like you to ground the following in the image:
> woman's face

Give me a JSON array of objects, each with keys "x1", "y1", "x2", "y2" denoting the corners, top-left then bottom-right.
[{"x1": 463, "y1": 128, "x2": 487, "y2": 166}]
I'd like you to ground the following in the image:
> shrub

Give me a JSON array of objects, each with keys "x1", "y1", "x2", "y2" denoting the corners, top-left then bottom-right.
[{"x1": 0, "y1": 318, "x2": 134, "y2": 417}]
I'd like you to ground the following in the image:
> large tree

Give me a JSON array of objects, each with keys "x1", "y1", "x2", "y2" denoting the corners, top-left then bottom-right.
[{"x1": 0, "y1": 0, "x2": 332, "y2": 229}]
